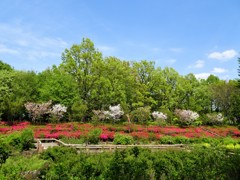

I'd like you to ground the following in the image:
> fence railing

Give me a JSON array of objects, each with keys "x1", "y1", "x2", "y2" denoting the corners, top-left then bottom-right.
[{"x1": 35, "y1": 138, "x2": 188, "y2": 152}]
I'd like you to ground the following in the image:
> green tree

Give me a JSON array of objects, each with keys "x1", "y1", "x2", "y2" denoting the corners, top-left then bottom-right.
[
  {"x1": 238, "y1": 57, "x2": 240, "y2": 87},
  {"x1": 38, "y1": 66, "x2": 77, "y2": 107},
  {"x1": 0, "y1": 70, "x2": 15, "y2": 120},
  {"x1": 60, "y1": 38, "x2": 103, "y2": 104},
  {"x1": 132, "y1": 60, "x2": 157, "y2": 108},
  {"x1": 158, "y1": 67, "x2": 182, "y2": 111},
  {"x1": 0, "y1": 60, "x2": 13, "y2": 71}
]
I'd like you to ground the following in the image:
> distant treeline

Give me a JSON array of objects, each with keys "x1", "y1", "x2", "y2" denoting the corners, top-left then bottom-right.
[{"x1": 1, "y1": 38, "x2": 240, "y2": 124}]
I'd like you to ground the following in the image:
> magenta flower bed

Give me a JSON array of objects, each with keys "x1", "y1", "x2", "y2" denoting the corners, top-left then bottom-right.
[
  {"x1": 1, "y1": 122, "x2": 240, "y2": 141},
  {"x1": 0, "y1": 121, "x2": 30, "y2": 134}
]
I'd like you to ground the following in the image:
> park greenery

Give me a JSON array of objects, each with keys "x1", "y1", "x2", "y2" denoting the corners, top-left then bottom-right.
[
  {"x1": 1, "y1": 38, "x2": 240, "y2": 179},
  {"x1": 1, "y1": 38, "x2": 240, "y2": 126},
  {"x1": 1, "y1": 138, "x2": 240, "y2": 179}
]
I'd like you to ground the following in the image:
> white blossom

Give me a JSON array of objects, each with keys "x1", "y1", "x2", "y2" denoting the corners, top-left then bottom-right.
[
  {"x1": 49, "y1": 104, "x2": 67, "y2": 118},
  {"x1": 207, "y1": 113, "x2": 224, "y2": 122},
  {"x1": 25, "y1": 101, "x2": 52, "y2": 121},
  {"x1": 174, "y1": 109, "x2": 199, "y2": 123},
  {"x1": 152, "y1": 111, "x2": 167, "y2": 120},
  {"x1": 108, "y1": 104, "x2": 124, "y2": 120}
]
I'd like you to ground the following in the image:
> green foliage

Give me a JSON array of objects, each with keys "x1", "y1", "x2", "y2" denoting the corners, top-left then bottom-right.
[
  {"x1": 1, "y1": 145, "x2": 240, "y2": 179},
  {"x1": 70, "y1": 101, "x2": 88, "y2": 122},
  {"x1": 130, "y1": 106, "x2": 151, "y2": 124},
  {"x1": 2, "y1": 129, "x2": 34, "y2": 152},
  {"x1": 87, "y1": 128, "x2": 102, "y2": 144},
  {"x1": 60, "y1": 137, "x2": 85, "y2": 144},
  {"x1": 0, "y1": 143, "x2": 10, "y2": 166},
  {"x1": 38, "y1": 67, "x2": 77, "y2": 107},
  {"x1": 20, "y1": 129, "x2": 34, "y2": 151},
  {"x1": 1, "y1": 38, "x2": 240, "y2": 124},
  {"x1": 61, "y1": 38, "x2": 103, "y2": 105},
  {"x1": 0, "y1": 155, "x2": 47, "y2": 179},
  {"x1": 0, "y1": 60, "x2": 13, "y2": 71},
  {"x1": 159, "y1": 136, "x2": 175, "y2": 144},
  {"x1": 40, "y1": 146, "x2": 78, "y2": 162},
  {"x1": 113, "y1": 133, "x2": 134, "y2": 145},
  {"x1": 40, "y1": 146, "x2": 111, "y2": 179},
  {"x1": 105, "y1": 147, "x2": 154, "y2": 180},
  {"x1": 4, "y1": 132, "x2": 22, "y2": 151}
]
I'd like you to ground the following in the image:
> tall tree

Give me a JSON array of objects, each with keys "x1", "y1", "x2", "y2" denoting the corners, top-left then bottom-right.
[
  {"x1": 238, "y1": 58, "x2": 240, "y2": 87},
  {"x1": 132, "y1": 60, "x2": 157, "y2": 108},
  {"x1": 38, "y1": 66, "x2": 78, "y2": 107},
  {"x1": 60, "y1": 38, "x2": 103, "y2": 103},
  {"x1": 0, "y1": 60, "x2": 13, "y2": 71}
]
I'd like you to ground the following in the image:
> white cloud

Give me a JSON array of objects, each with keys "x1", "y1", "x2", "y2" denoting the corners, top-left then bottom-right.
[
  {"x1": 0, "y1": 23, "x2": 68, "y2": 70},
  {"x1": 194, "y1": 73, "x2": 211, "y2": 80},
  {"x1": 165, "y1": 59, "x2": 176, "y2": 65},
  {"x1": 208, "y1": 49, "x2": 238, "y2": 60},
  {"x1": 189, "y1": 60, "x2": 204, "y2": 69},
  {"x1": 169, "y1": 48, "x2": 184, "y2": 53},
  {"x1": 0, "y1": 44, "x2": 19, "y2": 55},
  {"x1": 97, "y1": 45, "x2": 115, "y2": 53},
  {"x1": 212, "y1": 67, "x2": 228, "y2": 74},
  {"x1": 152, "y1": 47, "x2": 162, "y2": 52}
]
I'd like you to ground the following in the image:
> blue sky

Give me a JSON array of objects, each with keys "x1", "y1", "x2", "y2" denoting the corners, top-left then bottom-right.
[{"x1": 0, "y1": 0, "x2": 239, "y2": 79}]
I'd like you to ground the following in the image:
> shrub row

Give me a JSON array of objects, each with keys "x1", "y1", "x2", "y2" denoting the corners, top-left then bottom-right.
[{"x1": 1, "y1": 146, "x2": 240, "y2": 179}]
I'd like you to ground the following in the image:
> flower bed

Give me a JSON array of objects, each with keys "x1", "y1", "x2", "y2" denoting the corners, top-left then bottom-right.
[
  {"x1": 0, "y1": 121, "x2": 30, "y2": 134},
  {"x1": 1, "y1": 122, "x2": 240, "y2": 142}
]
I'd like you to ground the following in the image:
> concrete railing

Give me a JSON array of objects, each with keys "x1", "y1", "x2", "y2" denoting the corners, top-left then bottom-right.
[{"x1": 34, "y1": 138, "x2": 187, "y2": 152}]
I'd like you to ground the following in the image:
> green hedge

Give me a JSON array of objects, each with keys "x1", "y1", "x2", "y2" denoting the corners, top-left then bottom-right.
[{"x1": 2, "y1": 146, "x2": 239, "y2": 179}]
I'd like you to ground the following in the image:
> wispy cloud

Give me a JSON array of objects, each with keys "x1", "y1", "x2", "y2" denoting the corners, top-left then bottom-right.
[
  {"x1": 212, "y1": 67, "x2": 228, "y2": 74},
  {"x1": 208, "y1": 49, "x2": 238, "y2": 61},
  {"x1": 97, "y1": 45, "x2": 115, "y2": 55},
  {"x1": 165, "y1": 59, "x2": 176, "y2": 65},
  {"x1": 194, "y1": 73, "x2": 211, "y2": 80},
  {"x1": 188, "y1": 60, "x2": 204, "y2": 69},
  {"x1": 0, "y1": 23, "x2": 68, "y2": 70},
  {"x1": 0, "y1": 44, "x2": 19, "y2": 55},
  {"x1": 169, "y1": 48, "x2": 184, "y2": 53}
]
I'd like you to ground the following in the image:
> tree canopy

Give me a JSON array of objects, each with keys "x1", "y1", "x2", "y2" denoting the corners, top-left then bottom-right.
[{"x1": 0, "y1": 39, "x2": 239, "y2": 124}]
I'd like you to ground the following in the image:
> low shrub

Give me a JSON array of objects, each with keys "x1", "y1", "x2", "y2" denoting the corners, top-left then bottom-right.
[
  {"x1": 87, "y1": 128, "x2": 102, "y2": 144},
  {"x1": 60, "y1": 137, "x2": 85, "y2": 144},
  {"x1": 113, "y1": 133, "x2": 134, "y2": 145},
  {"x1": 0, "y1": 143, "x2": 10, "y2": 165},
  {"x1": 159, "y1": 136, "x2": 174, "y2": 144},
  {"x1": 130, "y1": 106, "x2": 151, "y2": 124},
  {"x1": 20, "y1": 129, "x2": 35, "y2": 151}
]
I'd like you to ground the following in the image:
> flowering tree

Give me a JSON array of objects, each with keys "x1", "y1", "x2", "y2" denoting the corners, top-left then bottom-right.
[
  {"x1": 152, "y1": 111, "x2": 168, "y2": 126},
  {"x1": 174, "y1": 109, "x2": 199, "y2": 126},
  {"x1": 152, "y1": 111, "x2": 167, "y2": 120},
  {"x1": 206, "y1": 113, "x2": 224, "y2": 125},
  {"x1": 93, "y1": 104, "x2": 124, "y2": 123},
  {"x1": 108, "y1": 104, "x2": 124, "y2": 120},
  {"x1": 25, "y1": 101, "x2": 67, "y2": 123},
  {"x1": 24, "y1": 101, "x2": 52, "y2": 124},
  {"x1": 92, "y1": 110, "x2": 109, "y2": 122},
  {"x1": 48, "y1": 104, "x2": 67, "y2": 122}
]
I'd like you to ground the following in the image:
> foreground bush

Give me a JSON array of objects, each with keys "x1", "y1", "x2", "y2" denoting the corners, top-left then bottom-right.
[
  {"x1": 1, "y1": 129, "x2": 34, "y2": 151},
  {"x1": 113, "y1": 133, "x2": 134, "y2": 145},
  {"x1": 1, "y1": 146, "x2": 240, "y2": 179}
]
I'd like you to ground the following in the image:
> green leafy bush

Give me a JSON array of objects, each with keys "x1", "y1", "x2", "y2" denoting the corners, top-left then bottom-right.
[
  {"x1": 60, "y1": 137, "x2": 85, "y2": 144},
  {"x1": 0, "y1": 143, "x2": 10, "y2": 165},
  {"x1": 130, "y1": 106, "x2": 151, "y2": 124},
  {"x1": 0, "y1": 155, "x2": 47, "y2": 179},
  {"x1": 113, "y1": 133, "x2": 134, "y2": 145},
  {"x1": 71, "y1": 101, "x2": 88, "y2": 122},
  {"x1": 87, "y1": 128, "x2": 102, "y2": 144},
  {"x1": 20, "y1": 129, "x2": 35, "y2": 151}
]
